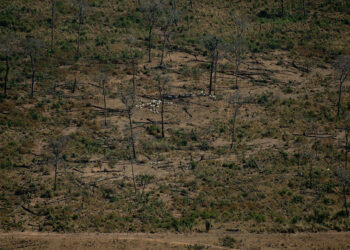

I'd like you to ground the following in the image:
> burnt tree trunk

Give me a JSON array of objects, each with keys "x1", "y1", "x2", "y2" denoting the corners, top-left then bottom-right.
[
  {"x1": 161, "y1": 96, "x2": 165, "y2": 138},
  {"x1": 209, "y1": 55, "x2": 214, "y2": 95},
  {"x1": 337, "y1": 75, "x2": 344, "y2": 118},
  {"x1": 102, "y1": 80, "x2": 107, "y2": 126},
  {"x1": 128, "y1": 111, "x2": 137, "y2": 160},
  {"x1": 51, "y1": 0, "x2": 55, "y2": 51},
  {"x1": 148, "y1": 26, "x2": 153, "y2": 63},
  {"x1": 4, "y1": 55, "x2": 9, "y2": 96},
  {"x1": 160, "y1": 25, "x2": 169, "y2": 67},
  {"x1": 54, "y1": 156, "x2": 58, "y2": 191},
  {"x1": 30, "y1": 53, "x2": 35, "y2": 98},
  {"x1": 230, "y1": 105, "x2": 239, "y2": 149}
]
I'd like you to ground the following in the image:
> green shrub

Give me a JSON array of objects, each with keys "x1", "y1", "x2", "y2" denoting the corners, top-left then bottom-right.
[{"x1": 221, "y1": 236, "x2": 236, "y2": 248}]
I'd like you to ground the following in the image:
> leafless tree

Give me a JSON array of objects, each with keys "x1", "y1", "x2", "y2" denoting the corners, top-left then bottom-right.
[
  {"x1": 156, "y1": 74, "x2": 171, "y2": 138},
  {"x1": 201, "y1": 35, "x2": 221, "y2": 95},
  {"x1": 50, "y1": 0, "x2": 56, "y2": 51},
  {"x1": 74, "y1": 0, "x2": 85, "y2": 59},
  {"x1": 127, "y1": 36, "x2": 140, "y2": 96},
  {"x1": 119, "y1": 83, "x2": 137, "y2": 160},
  {"x1": 336, "y1": 167, "x2": 349, "y2": 217},
  {"x1": 159, "y1": 5, "x2": 175, "y2": 67},
  {"x1": 227, "y1": 13, "x2": 248, "y2": 90},
  {"x1": 24, "y1": 37, "x2": 44, "y2": 98},
  {"x1": 141, "y1": 0, "x2": 162, "y2": 63},
  {"x1": 189, "y1": 0, "x2": 193, "y2": 9},
  {"x1": 169, "y1": 0, "x2": 178, "y2": 25},
  {"x1": 49, "y1": 136, "x2": 67, "y2": 192},
  {"x1": 228, "y1": 91, "x2": 242, "y2": 149},
  {"x1": 334, "y1": 55, "x2": 350, "y2": 118},
  {"x1": 118, "y1": 82, "x2": 137, "y2": 194},
  {"x1": 0, "y1": 35, "x2": 16, "y2": 96}
]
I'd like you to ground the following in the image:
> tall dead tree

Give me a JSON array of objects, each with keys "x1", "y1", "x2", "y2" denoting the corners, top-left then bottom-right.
[
  {"x1": 74, "y1": 0, "x2": 85, "y2": 59},
  {"x1": 50, "y1": 0, "x2": 56, "y2": 51},
  {"x1": 141, "y1": 0, "x2": 162, "y2": 63},
  {"x1": 231, "y1": 13, "x2": 247, "y2": 90},
  {"x1": 118, "y1": 83, "x2": 137, "y2": 194},
  {"x1": 156, "y1": 74, "x2": 171, "y2": 138},
  {"x1": 49, "y1": 136, "x2": 67, "y2": 192},
  {"x1": 0, "y1": 35, "x2": 16, "y2": 96},
  {"x1": 24, "y1": 38, "x2": 44, "y2": 98},
  {"x1": 334, "y1": 55, "x2": 350, "y2": 118},
  {"x1": 169, "y1": 0, "x2": 178, "y2": 25},
  {"x1": 201, "y1": 35, "x2": 220, "y2": 95},
  {"x1": 119, "y1": 83, "x2": 137, "y2": 160},
  {"x1": 159, "y1": 5, "x2": 175, "y2": 67},
  {"x1": 127, "y1": 36, "x2": 140, "y2": 96}
]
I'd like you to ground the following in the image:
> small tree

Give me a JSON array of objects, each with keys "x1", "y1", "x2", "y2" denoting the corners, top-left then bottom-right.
[
  {"x1": 49, "y1": 136, "x2": 67, "y2": 192},
  {"x1": 156, "y1": 74, "x2": 171, "y2": 138},
  {"x1": 0, "y1": 35, "x2": 16, "y2": 96},
  {"x1": 334, "y1": 55, "x2": 350, "y2": 118},
  {"x1": 336, "y1": 167, "x2": 349, "y2": 217},
  {"x1": 141, "y1": 0, "x2": 162, "y2": 63},
  {"x1": 201, "y1": 35, "x2": 221, "y2": 95},
  {"x1": 24, "y1": 37, "x2": 44, "y2": 98}
]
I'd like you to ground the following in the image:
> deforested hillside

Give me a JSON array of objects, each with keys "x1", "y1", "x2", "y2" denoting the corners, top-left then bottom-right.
[{"x1": 0, "y1": 0, "x2": 350, "y2": 238}]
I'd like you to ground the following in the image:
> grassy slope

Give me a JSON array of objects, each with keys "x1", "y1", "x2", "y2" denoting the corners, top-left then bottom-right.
[{"x1": 0, "y1": 0, "x2": 350, "y2": 233}]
